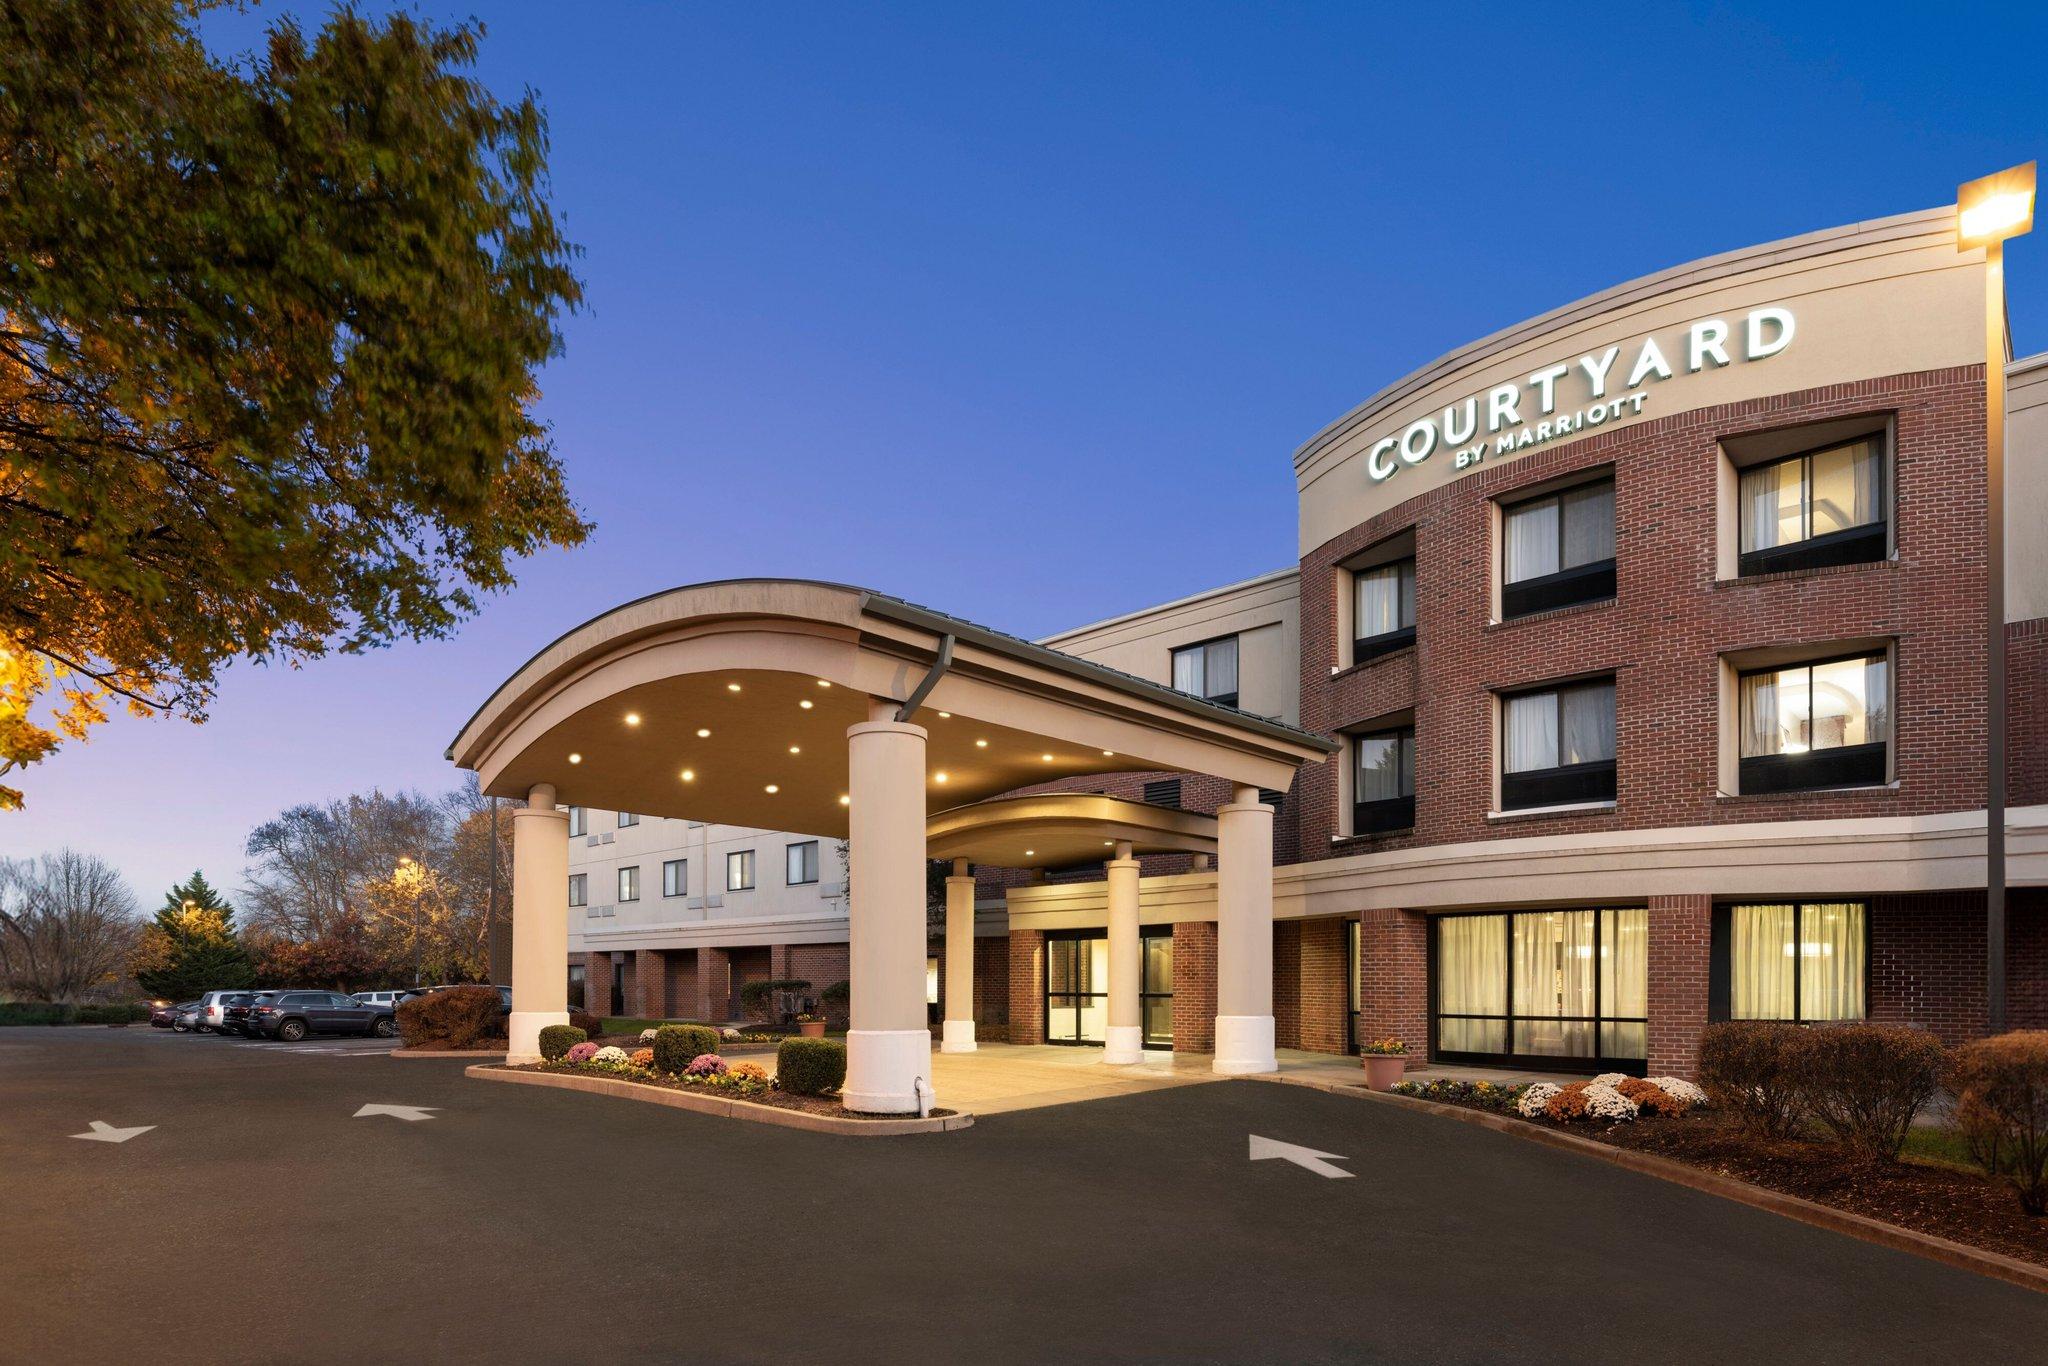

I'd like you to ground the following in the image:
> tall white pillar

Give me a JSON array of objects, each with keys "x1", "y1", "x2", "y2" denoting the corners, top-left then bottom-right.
[
  {"x1": 1104, "y1": 842, "x2": 1142, "y2": 1063},
  {"x1": 508, "y1": 783, "x2": 571, "y2": 1064},
  {"x1": 843, "y1": 700, "x2": 935, "y2": 1113},
  {"x1": 1214, "y1": 784, "x2": 1276, "y2": 1074},
  {"x1": 941, "y1": 858, "x2": 977, "y2": 1053}
]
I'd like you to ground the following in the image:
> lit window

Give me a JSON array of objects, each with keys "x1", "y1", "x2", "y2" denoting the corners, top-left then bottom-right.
[
  {"x1": 1738, "y1": 652, "x2": 1889, "y2": 793},
  {"x1": 1501, "y1": 678, "x2": 1616, "y2": 810},
  {"x1": 785, "y1": 840, "x2": 820, "y2": 886},
  {"x1": 727, "y1": 850, "x2": 755, "y2": 892},
  {"x1": 617, "y1": 866, "x2": 639, "y2": 902},
  {"x1": 1171, "y1": 635, "x2": 1240, "y2": 708},
  {"x1": 567, "y1": 873, "x2": 586, "y2": 907},
  {"x1": 662, "y1": 859, "x2": 687, "y2": 898},
  {"x1": 1501, "y1": 479, "x2": 1615, "y2": 618},
  {"x1": 1720, "y1": 903, "x2": 1866, "y2": 1022},
  {"x1": 1738, "y1": 438, "x2": 1884, "y2": 575},
  {"x1": 1353, "y1": 559, "x2": 1416, "y2": 664}
]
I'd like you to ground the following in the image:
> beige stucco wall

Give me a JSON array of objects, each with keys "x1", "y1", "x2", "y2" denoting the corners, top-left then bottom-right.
[
  {"x1": 1039, "y1": 568, "x2": 1302, "y2": 725},
  {"x1": 1294, "y1": 207, "x2": 1987, "y2": 556},
  {"x1": 2009, "y1": 351, "x2": 2048, "y2": 624}
]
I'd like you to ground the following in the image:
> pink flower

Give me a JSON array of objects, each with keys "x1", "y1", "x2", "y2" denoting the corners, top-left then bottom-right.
[
  {"x1": 684, "y1": 1053, "x2": 728, "y2": 1077},
  {"x1": 564, "y1": 1041, "x2": 599, "y2": 1064}
]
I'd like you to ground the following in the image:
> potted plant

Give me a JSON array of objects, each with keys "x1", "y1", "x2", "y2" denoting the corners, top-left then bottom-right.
[
  {"x1": 795, "y1": 1012, "x2": 827, "y2": 1039},
  {"x1": 1358, "y1": 1037, "x2": 1408, "y2": 1090}
]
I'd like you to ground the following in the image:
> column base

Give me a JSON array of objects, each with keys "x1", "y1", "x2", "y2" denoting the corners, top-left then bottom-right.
[
  {"x1": 1102, "y1": 1025, "x2": 1144, "y2": 1065},
  {"x1": 1211, "y1": 1015, "x2": 1277, "y2": 1075},
  {"x1": 843, "y1": 1028, "x2": 936, "y2": 1113},
  {"x1": 507, "y1": 1010, "x2": 570, "y2": 1065},
  {"x1": 939, "y1": 1019, "x2": 978, "y2": 1053}
]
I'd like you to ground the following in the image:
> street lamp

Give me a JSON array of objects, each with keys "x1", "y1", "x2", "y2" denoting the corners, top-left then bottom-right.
[{"x1": 1958, "y1": 160, "x2": 2035, "y2": 1034}]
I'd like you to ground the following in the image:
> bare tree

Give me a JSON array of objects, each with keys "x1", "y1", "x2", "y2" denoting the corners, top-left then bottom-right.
[{"x1": 0, "y1": 851, "x2": 141, "y2": 1000}]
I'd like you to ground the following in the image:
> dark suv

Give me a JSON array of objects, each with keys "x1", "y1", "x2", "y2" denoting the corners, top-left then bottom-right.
[
  {"x1": 218, "y1": 992, "x2": 270, "y2": 1037},
  {"x1": 246, "y1": 991, "x2": 397, "y2": 1042}
]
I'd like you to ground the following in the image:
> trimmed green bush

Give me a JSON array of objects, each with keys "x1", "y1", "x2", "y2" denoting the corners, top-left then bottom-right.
[
  {"x1": 776, "y1": 1037, "x2": 846, "y2": 1096},
  {"x1": 1793, "y1": 1022, "x2": 1947, "y2": 1162},
  {"x1": 568, "y1": 1008, "x2": 602, "y2": 1038},
  {"x1": 76, "y1": 1003, "x2": 149, "y2": 1024},
  {"x1": 738, "y1": 977, "x2": 811, "y2": 1020},
  {"x1": 538, "y1": 1024, "x2": 585, "y2": 1061},
  {"x1": 0, "y1": 1002, "x2": 79, "y2": 1026},
  {"x1": 651, "y1": 1023, "x2": 721, "y2": 1074},
  {"x1": 1697, "y1": 1021, "x2": 1808, "y2": 1140},
  {"x1": 396, "y1": 985, "x2": 506, "y2": 1049},
  {"x1": 820, "y1": 980, "x2": 849, "y2": 1004}
]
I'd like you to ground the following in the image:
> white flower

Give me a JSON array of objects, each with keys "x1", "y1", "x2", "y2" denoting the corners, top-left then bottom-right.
[
  {"x1": 1516, "y1": 1083, "x2": 1561, "y2": 1118},
  {"x1": 1582, "y1": 1082, "x2": 1638, "y2": 1121},
  {"x1": 1647, "y1": 1076, "x2": 1708, "y2": 1109},
  {"x1": 639, "y1": 1028, "x2": 658, "y2": 1043},
  {"x1": 1590, "y1": 1072, "x2": 1631, "y2": 1088},
  {"x1": 720, "y1": 1027, "x2": 740, "y2": 1039},
  {"x1": 592, "y1": 1045, "x2": 630, "y2": 1065}
]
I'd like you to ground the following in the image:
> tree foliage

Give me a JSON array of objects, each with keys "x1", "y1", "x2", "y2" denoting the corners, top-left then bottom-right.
[
  {"x1": 130, "y1": 869, "x2": 255, "y2": 999},
  {"x1": 0, "y1": 849, "x2": 140, "y2": 1000},
  {"x1": 0, "y1": 0, "x2": 589, "y2": 808}
]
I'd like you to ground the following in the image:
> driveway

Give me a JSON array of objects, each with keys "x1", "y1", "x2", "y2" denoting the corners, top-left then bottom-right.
[{"x1": 4, "y1": 1028, "x2": 2045, "y2": 1364}]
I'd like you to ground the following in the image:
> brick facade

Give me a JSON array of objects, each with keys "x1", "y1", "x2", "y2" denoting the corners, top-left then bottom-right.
[
  {"x1": 1357, "y1": 907, "x2": 1427, "y2": 1065},
  {"x1": 1008, "y1": 929, "x2": 1046, "y2": 1044},
  {"x1": 1170, "y1": 920, "x2": 1216, "y2": 1052},
  {"x1": 1646, "y1": 895, "x2": 1711, "y2": 1077}
]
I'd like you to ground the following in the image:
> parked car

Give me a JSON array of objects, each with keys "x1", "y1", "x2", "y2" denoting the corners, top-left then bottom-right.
[
  {"x1": 244, "y1": 991, "x2": 397, "y2": 1042},
  {"x1": 149, "y1": 1001, "x2": 191, "y2": 1029},
  {"x1": 193, "y1": 989, "x2": 251, "y2": 1033},
  {"x1": 351, "y1": 989, "x2": 416, "y2": 1008},
  {"x1": 218, "y1": 991, "x2": 273, "y2": 1036},
  {"x1": 172, "y1": 1003, "x2": 201, "y2": 1032}
]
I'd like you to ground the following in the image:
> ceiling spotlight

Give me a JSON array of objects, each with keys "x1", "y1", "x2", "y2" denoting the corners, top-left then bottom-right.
[
  {"x1": 933, "y1": 772, "x2": 949, "y2": 784},
  {"x1": 624, "y1": 712, "x2": 642, "y2": 727},
  {"x1": 975, "y1": 738, "x2": 988, "y2": 748},
  {"x1": 727, "y1": 682, "x2": 743, "y2": 693},
  {"x1": 816, "y1": 679, "x2": 832, "y2": 688},
  {"x1": 1024, "y1": 850, "x2": 1035, "y2": 858},
  {"x1": 1041, "y1": 753, "x2": 1054, "y2": 762},
  {"x1": 679, "y1": 769, "x2": 696, "y2": 782},
  {"x1": 789, "y1": 745, "x2": 802, "y2": 754},
  {"x1": 696, "y1": 728, "x2": 711, "y2": 738},
  {"x1": 800, "y1": 699, "x2": 814, "y2": 710},
  {"x1": 838, "y1": 794, "x2": 850, "y2": 806},
  {"x1": 938, "y1": 711, "x2": 951, "y2": 719},
  {"x1": 765, "y1": 784, "x2": 779, "y2": 794},
  {"x1": 567, "y1": 753, "x2": 583, "y2": 765},
  {"x1": 1102, "y1": 750, "x2": 1114, "y2": 757}
]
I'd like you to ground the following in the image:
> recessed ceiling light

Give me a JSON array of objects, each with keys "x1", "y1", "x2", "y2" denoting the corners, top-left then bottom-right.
[
  {"x1": 1041, "y1": 753, "x2": 1054, "y2": 762},
  {"x1": 933, "y1": 772, "x2": 949, "y2": 784},
  {"x1": 1103, "y1": 840, "x2": 1113, "y2": 846},
  {"x1": 679, "y1": 769, "x2": 695, "y2": 782},
  {"x1": 938, "y1": 711, "x2": 951, "y2": 719},
  {"x1": 1102, "y1": 750, "x2": 1114, "y2": 757},
  {"x1": 1024, "y1": 849, "x2": 1035, "y2": 857},
  {"x1": 838, "y1": 794, "x2": 850, "y2": 806},
  {"x1": 789, "y1": 745, "x2": 801, "y2": 754},
  {"x1": 624, "y1": 712, "x2": 642, "y2": 727},
  {"x1": 975, "y1": 738, "x2": 988, "y2": 748},
  {"x1": 727, "y1": 682, "x2": 743, "y2": 693},
  {"x1": 816, "y1": 679, "x2": 832, "y2": 688},
  {"x1": 765, "y1": 784, "x2": 779, "y2": 794},
  {"x1": 800, "y1": 700, "x2": 814, "y2": 710},
  {"x1": 568, "y1": 753, "x2": 583, "y2": 765},
  {"x1": 696, "y1": 728, "x2": 711, "y2": 738}
]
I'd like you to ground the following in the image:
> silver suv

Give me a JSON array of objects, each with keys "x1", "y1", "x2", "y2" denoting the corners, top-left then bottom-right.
[
  {"x1": 194, "y1": 989, "x2": 249, "y2": 1034},
  {"x1": 351, "y1": 990, "x2": 413, "y2": 1008}
]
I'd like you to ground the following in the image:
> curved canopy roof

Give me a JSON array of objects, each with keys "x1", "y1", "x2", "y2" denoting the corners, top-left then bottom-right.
[{"x1": 925, "y1": 793, "x2": 1217, "y2": 870}]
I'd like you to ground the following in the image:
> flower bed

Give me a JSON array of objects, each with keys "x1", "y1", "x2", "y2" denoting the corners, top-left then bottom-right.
[{"x1": 513, "y1": 1048, "x2": 948, "y2": 1120}]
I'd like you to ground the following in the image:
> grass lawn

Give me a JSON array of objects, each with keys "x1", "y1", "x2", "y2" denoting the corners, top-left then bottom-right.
[
  {"x1": 1900, "y1": 1125, "x2": 1986, "y2": 1174},
  {"x1": 596, "y1": 1016, "x2": 715, "y2": 1035}
]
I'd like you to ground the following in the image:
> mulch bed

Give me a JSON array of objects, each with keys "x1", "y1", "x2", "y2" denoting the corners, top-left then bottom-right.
[
  {"x1": 501, "y1": 1063, "x2": 957, "y2": 1121},
  {"x1": 398, "y1": 1038, "x2": 509, "y2": 1052}
]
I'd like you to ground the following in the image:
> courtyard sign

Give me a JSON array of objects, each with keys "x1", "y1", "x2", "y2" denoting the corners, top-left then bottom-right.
[{"x1": 1365, "y1": 306, "x2": 1796, "y2": 483}]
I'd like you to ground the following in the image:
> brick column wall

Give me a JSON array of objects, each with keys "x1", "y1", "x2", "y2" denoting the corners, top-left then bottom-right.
[
  {"x1": 663, "y1": 953, "x2": 696, "y2": 1020},
  {"x1": 633, "y1": 949, "x2": 664, "y2": 1019},
  {"x1": 975, "y1": 935, "x2": 1009, "y2": 1040},
  {"x1": 1273, "y1": 921, "x2": 1303, "y2": 1050},
  {"x1": 1647, "y1": 895, "x2": 1711, "y2": 1078},
  {"x1": 1172, "y1": 920, "x2": 1217, "y2": 1053},
  {"x1": 694, "y1": 947, "x2": 731, "y2": 1023},
  {"x1": 588, "y1": 952, "x2": 618, "y2": 1019},
  {"x1": 1869, "y1": 891, "x2": 1987, "y2": 1043},
  {"x1": 1008, "y1": 930, "x2": 1045, "y2": 1044},
  {"x1": 1296, "y1": 917, "x2": 1349, "y2": 1055},
  {"x1": 1359, "y1": 908, "x2": 1425, "y2": 1068}
]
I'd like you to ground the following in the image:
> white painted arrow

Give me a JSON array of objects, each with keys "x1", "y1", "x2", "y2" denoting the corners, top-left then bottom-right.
[
  {"x1": 1248, "y1": 1134, "x2": 1352, "y2": 1178},
  {"x1": 72, "y1": 1120, "x2": 155, "y2": 1144},
  {"x1": 353, "y1": 1103, "x2": 438, "y2": 1122}
]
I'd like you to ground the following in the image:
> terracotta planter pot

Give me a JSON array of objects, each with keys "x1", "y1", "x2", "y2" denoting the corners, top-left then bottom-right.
[
  {"x1": 1360, "y1": 1053, "x2": 1407, "y2": 1091},
  {"x1": 798, "y1": 1020, "x2": 827, "y2": 1038}
]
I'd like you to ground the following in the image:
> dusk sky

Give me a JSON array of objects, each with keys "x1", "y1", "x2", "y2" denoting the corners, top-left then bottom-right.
[{"x1": 6, "y1": 2, "x2": 2044, "y2": 905}]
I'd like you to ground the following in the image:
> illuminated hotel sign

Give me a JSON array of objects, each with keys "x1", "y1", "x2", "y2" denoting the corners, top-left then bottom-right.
[{"x1": 1365, "y1": 306, "x2": 1796, "y2": 483}]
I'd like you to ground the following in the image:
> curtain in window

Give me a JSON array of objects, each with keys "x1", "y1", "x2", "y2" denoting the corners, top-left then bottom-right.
[
  {"x1": 1809, "y1": 441, "x2": 1880, "y2": 536},
  {"x1": 1436, "y1": 915, "x2": 1506, "y2": 1053},
  {"x1": 1355, "y1": 563, "x2": 1411, "y2": 637},
  {"x1": 1355, "y1": 733, "x2": 1409, "y2": 801},
  {"x1": 1560, "y1": 483, "x2": 1616, "y2": 569},
  {"x1": 1172, "y1": 647, "x2": 1203, "y2": 695},
  {"x1": 1731, "y1": 904, "x2": 1796, "y2": 1019},
  {"x1": 1739, "y1": 459, "x2": 1803, "y2": 553},
  {"x1": 1512, "y1": 910, "x2": 1595, "y2": 1057},
  {"x1": 1739, "y1": 668, "x2": 1798, "y2": 757},
  {"x1": 1560, "y1": 682, "x2": 1615, "y2": 765},
  {"x1": 1799, "y1": 902, "x2": 1866, "y2": 1020},
  {"x1": 1205, "y1": 637, "x2": 1239, "y2": 699},
  {"x1": 1600, "y1": 908, "x2": 1648, "y2": 1059},
  {"x1": 1864, "y1": 655, "x2": 1889, "y2": 744},
  {"x1": 1503, "y1": 498, "x2": 1560, "y2": 583},
  {"x1": 1503, "y1": 692, "x2": 1558, "y2": 773}
]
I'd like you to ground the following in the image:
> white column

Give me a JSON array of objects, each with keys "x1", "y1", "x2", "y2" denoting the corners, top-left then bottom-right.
[
  {"x1": 1213, "y1": 784, "x2": 1276, "y2": 1074},
  {"x1": 941, "y1": 858, "x2": 977, "y2": 1053},
  {"x1": 843, "y1": 700, "x2": 935, "y2": 1113},
  {"x1": 1104, "y1": 841, "x2": 1142, "y2": 1063},
  {"x1": 508, "y1": 783, "x2": 570, "y2": 1064}
]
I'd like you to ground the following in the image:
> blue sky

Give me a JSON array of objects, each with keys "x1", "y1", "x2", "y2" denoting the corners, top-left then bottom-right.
[{"x1": 7, "y1": 2, "x2": 2044, "y2": 903}]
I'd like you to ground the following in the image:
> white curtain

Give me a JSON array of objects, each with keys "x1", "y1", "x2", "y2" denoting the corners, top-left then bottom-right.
[
  {"x1": 1504, "y1": 692, "x2": 1558, "y2": 773},
  {"x1": 1560, "y1": 482, "x2": 1615, "y2": 569},
  {"x1": 1731, "y1": 904, "x2": 1796, "y2": 1019},
  {"x1": 1560, "y1": 682, "x2": 1615, "y2": 764},
  {"x1": 1512, "y1": 911, "x2": 1595, "y2": 1057},
  {"x1": 1739, "y1": 668, "x2": 1799, "y2": 757},
  {"x1": 1355, "y1": 563, "x2": 1411, "y2": 638},
  {"x1": 1601, "y1": 908, "x2": 1648, "y2": 1059},
  {"x1": 1172, "y1": 647, "x2": 1202, "y2": 695},
  {"x1": 1206, "y1": 637, "x2": 1238, "y2": 699},
  {"x1": 1799, "y1": 903, "x2": 1866, "y2": 1021},
  {"x1": 1739, "y1": 459, "x2": 1802, "y2": 553},
  {"x1": 1436, "y1": 915, "x2": 1506, "y2": 1053},
  {"x1": 1503, "y1": 498, "x2": 1559, "y2": 583}
]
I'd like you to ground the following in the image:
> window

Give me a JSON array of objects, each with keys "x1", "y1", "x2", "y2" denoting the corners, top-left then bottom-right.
[
  {"x1": 1738, "y1": 437, "x2": 1884, "y2": 576},
  {"x1": 1353, "y1": 559, "x2": 1416, "y2": 663},
  {"x1": 617, "y1": 866, "x2": 639, "y2": 902},
  {"x1": 567, "y1": 962, "x2": 586, "y2": 1010},
  {"x1": 727, "y1": 850, "x2": 755, "y2": 892},
  {"x1": 1501, "y1": 678, "x2": 1616, "y2": 809},
  {"x1": 1714, "y1": 903, "x2": 1866, "y2": 1022},
  {"x1": 662, "y1": 858, "x2": 687, "y2": 898},
  {"x1": 786, "y1": 840, "x2": 820, "y2": 885},
  {"x1": 1738, "y1": 652, "x2": 1889, "y2": 793},
  {"x1": 1433, "y1": 908, "x2": 1647, "y2": 1069},
  {"x1": 1171, "y1": 635, "x2": 1240, "y2": 707},
  {"x1": 567, "y1": 873, "x2": 587, "y2": 907},
  {"x1": 617, "y1": 811, "x2": 638, "y2": 828},
  {"x1": 1352, "y1": 727, "x2": 1415, "y2": 834},
  {"x1": 567, "y1": 807, "x2": 586, "y2": 837},
  {"x1": 1501, "y1": 479, "x2": 1616, "y2": 618},
  {"x1": 1142, "y1": 778, "x2": 1182, "y2": 809}
]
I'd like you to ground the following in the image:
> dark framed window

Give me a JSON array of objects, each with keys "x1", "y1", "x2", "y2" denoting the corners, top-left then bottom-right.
[
  {"x1": 1141, "y1": 778, "x2": 1182, "y2": 809},
  {"x1": 566, "y1": 962, "x2": 586, "y2": 1010},
  {"x1": 1501, "y1": 479, "x2": 1615, "y2": 618},
  {"x1": 1353, "y1": 559, "x2": 1416, "y2": 663},
  {"x1": 566, "y1": 807, "x2": 587, "y2": 838},
  {"x1": 567, "y1": 873, "x2": 587, "y2": 907},
  {"x1": 1738, "y1": 652, "x2": 1889, "y2": 793},
  {"x1": 1737, "y1": 437, "x2": 1885, "y2": 576},
  {"x1": 617, "y1": 866, "x2": 639, "y2": 903},
  {"x1": 662, "y1": 858, "x2": 687, "y2": 898},
  {"x1": 1710, "y1": 903, "x2": 1867, "y2": 1022},
  {"x1": 617, "y1": 811, "x2": 639, "y2": 828},
  {"x1": 1351, "y1": 727, "x2": 1415, "y2": 834},
  {"x1": 726, "y1": 850, "x2": 755, "y2": 891},
  {"x1": 1171, "y1": 635, "x2": 1240, "y2": 708},
  {"x1": 1431, "y1": 908, "x2": 1647, "y2": 1073},
  {"x1": 1345, "y1": 918, "x2": 1362, "y2": 1054},
  {"x1": 1142, "y1": 931, "x2": 1174, "y2": 1047},
  {"x1": 1501, "y1": 678, "x2": 1616, "y2": 809},
  {"x1": 1045, "y1": 927, "x2": 1174, "y2": 1048},
  {"x1": 786, "y1": 840, "x2": 820, "y2": 885}
]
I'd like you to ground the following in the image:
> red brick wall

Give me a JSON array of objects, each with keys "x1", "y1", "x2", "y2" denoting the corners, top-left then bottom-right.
[
  {"x1": 1273, "y1": 920, "x2": 1302, "y2": 1049},
  {"x1": 632, "y1": 949, "x2": 664, "y2": 1018},
  {"x1": 1295, "y1": 916, "x2": 1351, "y2": 1055},
  {"x1": 1647, "y1": 895, "x2": 1711, "y2": 1077},
  {"x1": 1008, "y1": 929, "x2": 1045, "y2": 1044},
  {"x1": 2012, "y1": 618, "x2": 2048, "y2": 808},
  {"x1": 1172, "y1": 920, "x2": 1217, "y2": 1052},
  {"x1": 693, "y1": 947, "x2": 730, "y2": 1022},
  {"x1": 728, "y1": 946, "x2": 772, "y2": 1019},
  {"x1": 932, "y1": 934, "x2": 1012, "y2": 1040},
  {"x1": 1868, "y1": 892, "x2": 1988, "y2": 1042},
  {"x1": 663, "y1": 952, "x2": 695, "y2": 1019},
  {"x1": 1297, "y1": 368, "x2": 1995, "y2": 857},
  {"x1": 1358, "y1": 908, "x2": 1426, "y2": 1065}
]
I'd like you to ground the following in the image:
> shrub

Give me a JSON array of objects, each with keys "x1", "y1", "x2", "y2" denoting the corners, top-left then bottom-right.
[
  {"x1": 538, "y1": 1025, "x2": 585, "y2": 1061},
  {"x1": 563, "y1": 1041, "x2": 599, "y2": 1064},
  {"x1": 651, "y1": 1023, "x2": 721, "y2": 1075},
  {"x1": 77, "y1": 1003, "x2": 148, "y2": 1024},
  {"x1": 0, "y1": 1002, "x2": 78, "y2": 1025},
  {"x1": 1792, "y1": 1023, "x2": 1947, "y2": 1162},
  {"x1": 738, "y1": 978, "x2": 811, "y2": 1021},
  {"x1": 1950, "y1": 1032, "x2": 2048, "y2": 1215},
  {"x1": 395, "y1": 985, "x2": 505, "y2": 1049},
  {"x1": 685, "y1": 1053, "x2": 728, "y2": 1077},
  {"x1": 568, "y1": 1009, "x2": 602, "y2": 1039},
  {"x1": 777, "y1": 1037, "x2": 847, "y2": 1096},
  {"x1": 1698, "y1": 1021, "x2": 1809, "y2": 1140},
  {"x1": 630, "y1": 1048, "x2": 654, "y2": 1068}
]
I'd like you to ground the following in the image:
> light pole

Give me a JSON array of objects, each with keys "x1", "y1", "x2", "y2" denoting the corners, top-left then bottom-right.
[{"x1": 1957, "y1": 160, "x2": 2036, "y2": 1034}]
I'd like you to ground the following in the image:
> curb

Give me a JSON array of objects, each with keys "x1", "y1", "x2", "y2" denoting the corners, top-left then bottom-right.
[
  {"x1": 1255, "y1": 1072, "x2": 2048, "y2": 1296},
  {"x1": 392, "y1": 1047, "x2": 507, "y2": 1059},
  {"x1": 465, "y1": 1065, "x2": 974, "y2": 1136}
]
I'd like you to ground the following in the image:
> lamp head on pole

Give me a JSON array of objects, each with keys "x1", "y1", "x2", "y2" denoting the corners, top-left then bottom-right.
[{"x1": 1958, "y1": 161, "x2": 2036, "y2": 250}]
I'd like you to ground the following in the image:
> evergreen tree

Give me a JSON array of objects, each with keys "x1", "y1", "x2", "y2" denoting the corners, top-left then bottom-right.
[{"x1": 132, "y1": 871, "x2": 256, "y2": 1000}]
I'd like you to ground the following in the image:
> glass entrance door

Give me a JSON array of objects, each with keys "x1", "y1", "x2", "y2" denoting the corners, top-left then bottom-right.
[{"x1": 1046, "y1": 934, "x2": 1107, "y2": 1044}]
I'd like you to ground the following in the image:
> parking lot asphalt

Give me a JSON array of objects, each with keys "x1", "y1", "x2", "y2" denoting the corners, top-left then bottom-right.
[{"x1": 6, "y1": 1028, "x2": 2048, "y2": 1365}]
